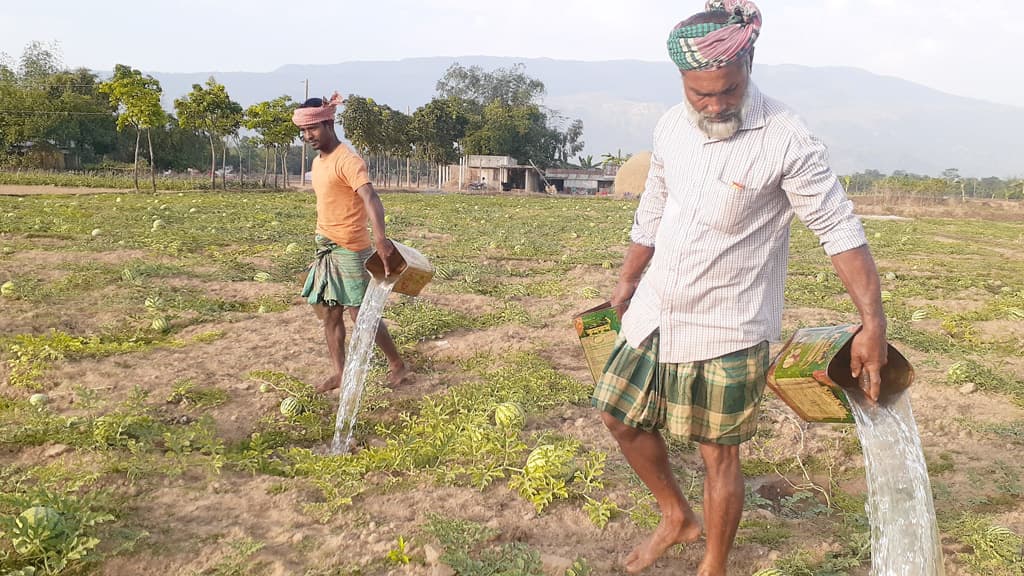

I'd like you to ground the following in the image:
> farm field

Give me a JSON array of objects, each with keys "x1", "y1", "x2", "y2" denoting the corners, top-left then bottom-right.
[{"x1": 1, "y1": 189, "x2": 1023, "y2": 576}]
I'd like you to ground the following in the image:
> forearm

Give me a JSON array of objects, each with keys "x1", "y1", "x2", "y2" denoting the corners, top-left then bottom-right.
[
  {"x1": 620, "y1": 243, "x2": 654, "y2": 284},
  {"x1": 830, "y1": 245, "x2": 886, "y2": 332},
  {"x1": 357, "y1": 184, "x2": 388, "y2": 244}
]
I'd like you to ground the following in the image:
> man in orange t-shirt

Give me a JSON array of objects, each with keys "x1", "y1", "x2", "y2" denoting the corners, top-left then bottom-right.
[{"x1": 293, "y1": 95, "x2": 410, "y2": 392}]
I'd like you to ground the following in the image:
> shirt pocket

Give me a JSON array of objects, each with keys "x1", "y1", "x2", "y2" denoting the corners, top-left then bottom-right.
[{"x1": 697, "y1": 158, "x2": 776, "y2": 234}]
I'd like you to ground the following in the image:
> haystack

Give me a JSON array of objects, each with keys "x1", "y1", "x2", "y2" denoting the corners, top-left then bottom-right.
[{"x1": 613, "y1": 151, "x2": 652, "y2": 198}]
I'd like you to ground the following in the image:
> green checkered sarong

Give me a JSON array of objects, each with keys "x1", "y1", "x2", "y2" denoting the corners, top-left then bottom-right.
[
  {"x1": 300, "y1": 235, "x2": 374, "y2": 307},
  {"x1": 592, "y1": 331, "x2": 768, "y2": 445}
]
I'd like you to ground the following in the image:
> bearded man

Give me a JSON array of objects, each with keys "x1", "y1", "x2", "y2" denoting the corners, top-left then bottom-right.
[{"x1": 592, "y1": 2, "x2": 888, "y2": 574}]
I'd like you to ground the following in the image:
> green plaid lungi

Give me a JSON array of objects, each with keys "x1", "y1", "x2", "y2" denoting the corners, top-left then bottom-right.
[
  {"x1": 300, "y1": 235, "x2": 374, "y2": 307},
  {"x1": 592, "y1": 330, "x2": 769, "y2": 445}
]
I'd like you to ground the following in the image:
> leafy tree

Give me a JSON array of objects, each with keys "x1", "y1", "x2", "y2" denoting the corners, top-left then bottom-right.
[
  {"x1": 433, "y1": 63, "x2": 584, "y2": 169},
  {"x1": 174, "y1": 77, "x2": 242, "y2": 189},
  {"x1": 410, "y1": 97, "x2": 471, "y2": 167},
  {"x1": 99, "y1": 64, "x2": 166, "y2": 191},
  {"x1": 436, "y1": 63, "x2": 545, "y2": 108},
  {"x1": 244, "y1": 95, "x2": 297, "y2": 188},
  {"x1": 600, "y1": 149, "x2": 631, "y2": 168}
]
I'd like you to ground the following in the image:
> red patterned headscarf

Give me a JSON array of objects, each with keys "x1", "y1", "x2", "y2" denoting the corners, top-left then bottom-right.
[{"x1": 292, "y1": 91, "x2": 345, "y2": 127}]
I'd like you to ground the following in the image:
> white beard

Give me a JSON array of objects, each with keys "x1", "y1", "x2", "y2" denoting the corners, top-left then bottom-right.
[{"x1": 685, "y1": 86, "x2": 751, "y2": 140}]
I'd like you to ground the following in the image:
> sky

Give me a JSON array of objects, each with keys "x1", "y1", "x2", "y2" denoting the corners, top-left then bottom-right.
[{"x1": 2, "y1": 0, "x2": 1022, "y2": 108}]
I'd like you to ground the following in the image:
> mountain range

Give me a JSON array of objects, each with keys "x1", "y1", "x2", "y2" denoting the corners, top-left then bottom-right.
[{"x1": 147, "y1": 56, "x2": 1024, "y2": 177}]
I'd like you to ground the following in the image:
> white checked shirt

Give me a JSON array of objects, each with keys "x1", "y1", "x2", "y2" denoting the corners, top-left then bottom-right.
[{"x1": 623, "y1": 83, "x2": 867, "y2": 363}]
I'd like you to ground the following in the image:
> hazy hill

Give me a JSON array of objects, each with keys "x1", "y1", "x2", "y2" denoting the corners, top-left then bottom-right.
[{"x1": 148, "y1": 56, "x2": 1024, "y2": 177}]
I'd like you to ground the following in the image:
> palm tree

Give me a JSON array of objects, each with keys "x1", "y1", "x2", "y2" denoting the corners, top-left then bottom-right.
[{"x1": 577, "y1": 154, "x2": 597, "y2": 169}]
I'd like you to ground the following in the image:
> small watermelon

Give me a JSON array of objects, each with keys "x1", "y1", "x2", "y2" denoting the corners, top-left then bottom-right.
[
  {"x1": 494, "y1": 402, "x2": 526, "y2": 430},
  {"x1": 601, "y1": 261, "x2": 613, "y2": 270},
  {"x1": 580, "y1": 287, "x2": 600, "y2": 299},
  {"x1": 151, "y1": 317, "x2": 169, "y2": 332},
  {"x1": 884, "y1": 271, "x2": 898, "y2": 281},
  {"x1": 121, "y1": 268, "x2": 135, "y2": 282},
  {"x1": 91, "y1": 228, "x2": 102, "y2": 237},
  {"x1": 280, "y1": 396, "x2": 303, "y2": 417},
  {"x1": 259, "y1": 382, "x2": 272, "y2": 393},
  {"x1": 434, "y1": 264, "x2": 453, "y2": 281},
  {"x1": 151, "y1": 219, "x2": 165, "y2": 229},
  {"x1": 144, "y1": 296, "x2": 162, "y2": 310},
  {"x1": 525, "y1": 444, "x2": 573, "y2": 478},
  {"x1": 253, "y1": 271, "x2": 272, "y2": 283},
  {"x1": 1, "y1": 280, "x2": 14, "y2": 297},
  {"x1": 911, "y1": 309, "x2": 928, "y2": 322},
  {"x1": 880, "y1": 290, "x2": 893, "y2": 302},
  {"x1": 285, "y1": 242, "x2": 300, "y2": 254},
  {"x1": 17, "y1": 506, "x2": 65, "y2": 534},
  {"x1": 29, "y1": 393, "x2": 48, "y2": 407}
]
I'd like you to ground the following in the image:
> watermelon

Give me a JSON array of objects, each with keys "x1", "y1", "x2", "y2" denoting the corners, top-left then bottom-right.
[
  {"x1": 285, "y1": 243, "x2": 300, "y2": 254},
  {"x1": 151, "y1": 219, "x2": 165, "y2": 230},
  {"x1": 494, "y1": 402, "x2": 526, "y2": 430},
  {"x1": 911, "y1": 309, "x2": 928, "y2": 322},
  {"x1": 144, "y1": 296, "x2": 162, "y2": 310},
  {"x1": 434, "y1": 265, "x2": 453, "y2": 281},
  {"x1": 280, "y1": 396, "x2": 303, "y2": 417},
  {"x1": 525, "y1": 444, "x2": 573, "y2": 478},
  {"x1": 259, "y1": 382, "x2": 272, "y2": 393},
  {"x1": 253, "y1": 271, "x2": 272, "y2": 283},
  {"x1": 17, "y1": 506, "x2": 65, "y2": 534},
  {"x1": 29, "y1": 393, "x2": 49, "y2": 407},
  {"x1": 189, "y1": 207, "x2": 198, "y2": 213},
  {"x1": 91, "y1": 228, "x2": 102, "y2": 237},
  {"x1": 880, "y1": 290, "x2": 893, "y2": 302},
  {"x1": 601, "y1": 261, "x2": 613, "y2": 270},
  {"x1": 1, "y1": 280, "x2": 14, "y2": 297},
  {"x1": 151, "y1": 317, "x2": 169, "y2": 332},
  {"x1": 121, "y1": 268, "x2": 135, "y2": 282},
  {"x1": 580, "y1": 287, "x2": 599, "y2": 299}
]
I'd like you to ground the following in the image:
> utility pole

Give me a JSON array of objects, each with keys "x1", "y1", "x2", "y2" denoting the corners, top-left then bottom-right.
[{"x1": 300, "y1": 78, "x2": 309, "y2": 187}]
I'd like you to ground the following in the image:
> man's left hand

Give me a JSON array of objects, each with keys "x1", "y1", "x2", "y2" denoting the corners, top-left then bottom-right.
[
  {"x1": 849, "y1": 325, "x2": 888, "y2": 402},
  {"x1": 375, "y1": 239, "x2": 396, "y2": 277}
]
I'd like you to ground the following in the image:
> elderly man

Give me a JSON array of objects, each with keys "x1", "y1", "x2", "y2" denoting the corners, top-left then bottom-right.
[
  {"x1": 292, "y1": 94, "x2": 411, "y2": 394},
  {"x1": 592, "y1": 1, "x2": 888, "y2": 574}
]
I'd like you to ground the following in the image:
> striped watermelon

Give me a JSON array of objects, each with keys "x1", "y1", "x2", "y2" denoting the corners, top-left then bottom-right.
[
  {"x1": 525, "y1": 444, "x2": 573, "y2": 478},
  {"x1": 580, "y1": 287, "x2": 599, "y2": 299},
  {"x1": 494, "y1": 402, "x2": 526, "y2": 430},
  {"x1": 151, "y1": 317, "x2": 169, "y2": 332},
  {"x1": 1, "y1": 280, "x2": 14, "y2": 297},
  {"x1": 911, "y1": 309, "x2": 928, "y2": 322},
  {"x1": 253, "y1": 271, "x2": 272, "y2": 283},
  {"x1": 121, "y1": 268, "x2": 135, "y2": 282},
  {"x1": 280, "y1": 396, "x2": 303, "y2": 417}
]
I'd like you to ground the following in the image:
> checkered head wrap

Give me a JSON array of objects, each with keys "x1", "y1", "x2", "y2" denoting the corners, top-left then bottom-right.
[{"x1": 667, "y1": 0, "x2": 761, "y2": 71}]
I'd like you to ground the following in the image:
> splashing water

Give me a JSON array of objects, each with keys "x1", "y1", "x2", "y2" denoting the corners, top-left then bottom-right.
[
  {"x1": 329, "y1": 277, "x2": 396, "y2": 454},
  {"x1": 849, "y1": 390, "x2": 945, "y2": 576}
]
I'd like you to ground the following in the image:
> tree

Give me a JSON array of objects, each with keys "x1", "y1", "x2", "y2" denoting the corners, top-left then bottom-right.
[
  {"x1": 577, "y1": 155, "x2": 597, "y2": 169},
  {"x1": 601, "y1": 149, "x2": 631, "y2": 168},
  {"x1": 410, "y1": 97, "x2": 471, "y2": 167},
  {"x1": 436, "y1": 63, "x2": 545, "y2": 108},
  {"x1": 433, "y1": 63, "x2": 584, "y2": 169},
  {"x1": 244, "y1": 96, "x2": 297, "y2": 188},
  {"x1": 174, "y1": 77, "x2": 242, "y2": 189},
  {"x1": 100, "y1": 64, "x2": 165, "y2": 191}
]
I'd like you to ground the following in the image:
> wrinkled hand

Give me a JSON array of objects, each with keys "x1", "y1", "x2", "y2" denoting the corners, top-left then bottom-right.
[
  {"x1": 610, "y1": 279, "x2": 638, "y2": 321},
  {"x1": 375, "y1": 238, "x2": 396, "y2": 278},
  {"x1": 849, "y1": 326, "x2": 888, "y2": 402}
]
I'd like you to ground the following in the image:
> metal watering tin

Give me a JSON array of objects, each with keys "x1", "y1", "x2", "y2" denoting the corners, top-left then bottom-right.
[{"x1": 766, "y1": 324, "x2": 914, "y2": 423}]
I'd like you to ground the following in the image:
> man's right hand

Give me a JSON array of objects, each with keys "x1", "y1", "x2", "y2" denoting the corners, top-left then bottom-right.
[{"x1": 610, "y1": 279, "x2": 638, "y2": 320}]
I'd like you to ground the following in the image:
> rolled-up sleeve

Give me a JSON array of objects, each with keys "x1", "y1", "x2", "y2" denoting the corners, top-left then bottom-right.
[
  {"x1": 630, "y1": 151, "x2": 668, "y2": 247},
  {"x1": 782, "y1": 136, "x2": 866, "y2": 256}
]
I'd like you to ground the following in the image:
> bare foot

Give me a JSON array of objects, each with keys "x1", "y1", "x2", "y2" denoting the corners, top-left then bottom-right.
[
  {"x1": 387, "y1": 365, "x2": 413, "y2": 387},
  {"x1": 624, "y1": 511, "x2": 702, "y2": 574},
  {"x1": 316, "y1": 374, "x2": 341, "y2": 394}
]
